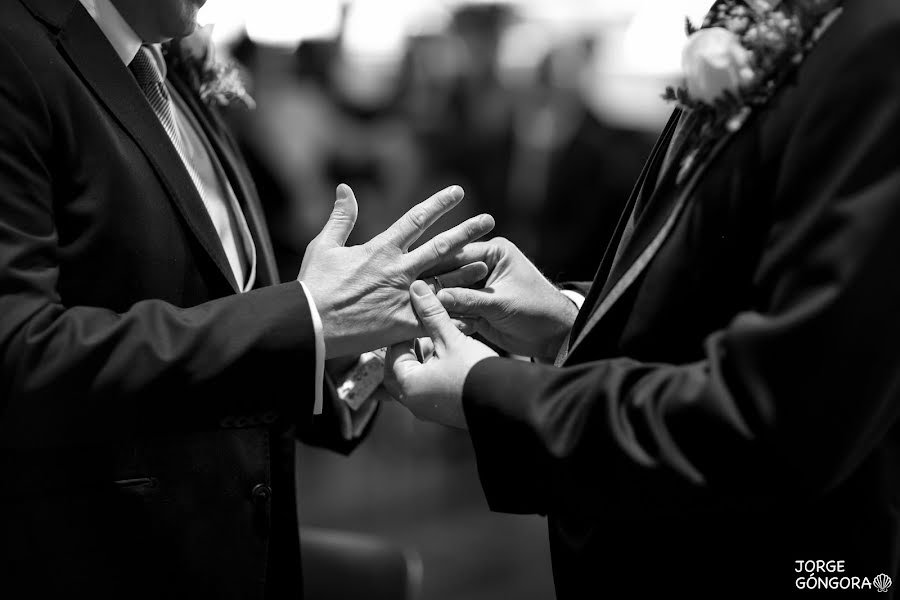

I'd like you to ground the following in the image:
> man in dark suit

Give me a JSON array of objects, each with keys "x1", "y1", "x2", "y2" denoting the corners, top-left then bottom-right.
[
  {"x1": 388, "y1": 0, "x2": 900, "y2": 597},
  {"x1": 0, "y1": 0, "x2": 493, "y2": 597}
]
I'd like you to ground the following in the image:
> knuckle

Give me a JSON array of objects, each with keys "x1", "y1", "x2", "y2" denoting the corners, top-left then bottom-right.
[
  {"x1": 431, "y1": 235, "x2": 451, "y2": 257},
  {"x1": 454, "y1": 289, "x2": 473, "y2": 304},
  {"x1": 330, "y1": 211, "x2": 351, "y2": 225},
  {"x1": 489, "y1": 237, "x2": 510, "y2": 263},
  {"x1": 420, "y1": 303, "x2": 446, "y2": 319},
  {"x1": 407, "y1": 208, "x2": 427, "y2": 230}
]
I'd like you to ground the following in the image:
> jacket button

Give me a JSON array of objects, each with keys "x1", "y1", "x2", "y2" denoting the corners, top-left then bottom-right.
[{"x1": 251, "y1": 483, "x2": 272, "y2": 502}]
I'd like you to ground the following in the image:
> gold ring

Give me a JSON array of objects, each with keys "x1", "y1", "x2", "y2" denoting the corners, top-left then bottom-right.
[{"x1": 432, "y1": 275, "x2": 443, "y2": 293}]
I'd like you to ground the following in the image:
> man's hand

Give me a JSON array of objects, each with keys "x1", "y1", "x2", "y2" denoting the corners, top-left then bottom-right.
[
  {"x1": 436, "y1": 237, "x2": 579, "y2": 362},
  {"x1": 385, "y1": 281, "x2": 498, "y2": 429},
  {"x1": 299, "y1": 184, "x2": 494, "y2": 358}
]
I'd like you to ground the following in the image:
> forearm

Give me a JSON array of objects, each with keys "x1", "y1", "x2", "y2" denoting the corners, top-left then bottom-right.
[{"x1": 0, "y1": 283, "x2": 316, "y2": 448}]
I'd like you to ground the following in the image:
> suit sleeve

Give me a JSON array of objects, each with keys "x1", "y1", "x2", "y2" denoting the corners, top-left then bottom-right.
[
  {"x1": 462, "y1": 22, "x2": 900, "y2": 517},
  {"x1": 0, "y1": 37, "x2": 319, "y2": 450}
]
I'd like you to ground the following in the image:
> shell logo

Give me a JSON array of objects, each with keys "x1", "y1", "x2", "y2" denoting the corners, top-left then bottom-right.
[{"x1": 874, "y1": 573, "x2": 893, "y2": 593}]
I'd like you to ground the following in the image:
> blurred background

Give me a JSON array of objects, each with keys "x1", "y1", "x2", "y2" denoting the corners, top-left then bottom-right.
[{"x1": 199, "y1": 1, "x2": 712, "y2": 598}]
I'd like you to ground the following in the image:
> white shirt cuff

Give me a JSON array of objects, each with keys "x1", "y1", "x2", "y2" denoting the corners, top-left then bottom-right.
[
  {"x1": 298, "y1": 281, "x2": 325, "y2": 415},
  {"x1": 560, "y1": 289, "x2": 585, "y2": 310},
  {"x1": 539, "y1": 289, "x2": 584, "y2": 366}
]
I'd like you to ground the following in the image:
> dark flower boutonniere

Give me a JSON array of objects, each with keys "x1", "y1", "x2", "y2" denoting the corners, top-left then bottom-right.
[
  {"x1": 163, "y1": 24, "x2": 256, "y2": 111},
  {"x1": 662, "y1": 0, "x2": 843, "y2": 183}
]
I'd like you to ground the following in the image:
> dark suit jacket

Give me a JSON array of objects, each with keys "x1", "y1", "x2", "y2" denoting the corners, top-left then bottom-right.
[
  {"x1": 0, "y1": 1, "x2": 361, "y2": 597},
  {"x1": 462, "y1": 1, "x2": 900, "y2": 597}
]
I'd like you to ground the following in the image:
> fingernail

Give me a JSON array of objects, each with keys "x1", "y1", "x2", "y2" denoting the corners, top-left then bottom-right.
[
  {"x1": 336, "y1": 183, "x2": 350, "y2": 200},
  {"x1": 411, "y1": 280, "x2": 431, "y2": 297},
  {"x1": 448, "y1": 185, "x2": 463, "y2": 199},
  {"x1": 437, "y1": 290, "x2": 453, "y2": 304}
]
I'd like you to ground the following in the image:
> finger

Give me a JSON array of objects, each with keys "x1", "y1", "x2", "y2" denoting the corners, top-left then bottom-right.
[
  {"x1": 386, "y1": 341, "x2": 420, "y2": 398},
  {"x1": 452, "y1": 317, "x2": 480, "y2": 336},
  {"x1": 406, "y1": 214, "x2": 495, "y2": 273},
  {"x1": 423, "y1": 240, "x2": 504, "y2": 277},
  {"x1": 375, "y1": 185, "x2": 465, "y2": 251},
  {"x1": 424, "y1": 262, "x2": 488, "y2": 295},
  {"x1": 318, "y1": 184, "x2": 359, "y2": 247},
  {"x1": 410, "y1": 280, "x2": 462, "y2": 351},
  {"x1": 436, "y1": 288, "x2": 502, "y2": 319}
]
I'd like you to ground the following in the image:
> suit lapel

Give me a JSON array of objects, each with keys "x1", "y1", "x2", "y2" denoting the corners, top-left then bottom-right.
[
  {"x1": 561, "y1": 5, "x2": 850, "y2": 365},
  {"x1": 56, "y1": 3, "x2": 240, "y2": 292},
  {"x1": 563, "y1": 112, "x2": 748, "y2": 363},
  {"x1": 169, "y1": 76, "x2": 280, "y2": 287},
  {"x1": 597, "y1": 112, "x2": 702, "y2": 298},
  {"x1": 560, "y1": 111, "x2": 681, "y2": 361}
]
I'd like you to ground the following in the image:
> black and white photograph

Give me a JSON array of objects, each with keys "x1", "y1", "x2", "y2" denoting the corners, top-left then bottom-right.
[{"x1": 1, "y1": 0, "x2": 898, "y2": 598}]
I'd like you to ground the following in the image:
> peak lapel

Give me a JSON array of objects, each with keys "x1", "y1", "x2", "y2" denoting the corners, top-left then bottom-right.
[{"x1": 56, "y1": 4, "x2": 239, "y2": 292}]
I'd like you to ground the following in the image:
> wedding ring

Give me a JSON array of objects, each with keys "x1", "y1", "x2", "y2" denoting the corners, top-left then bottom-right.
[{"x1": 432, "y1": 275, "x2": 443, "y2": 294}]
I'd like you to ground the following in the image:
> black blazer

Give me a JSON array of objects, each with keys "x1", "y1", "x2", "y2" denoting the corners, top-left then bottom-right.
[
  {"x1": 462, "y1": 1, "x2": 900, "y2": 597},
  {"x1": 0, "y1": 1, "x2": 357, "y2": 597}
]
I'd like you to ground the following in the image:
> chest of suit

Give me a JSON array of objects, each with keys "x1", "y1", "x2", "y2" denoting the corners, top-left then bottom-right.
[
  {"x1": 40, "y1": 35, "x2": 270, "y2": 312},
  {"x1": 565, "y1": 122, "x2": 770, "y2": 368}
]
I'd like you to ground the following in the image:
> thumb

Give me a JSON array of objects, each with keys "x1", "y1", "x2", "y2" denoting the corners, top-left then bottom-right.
[
  {"x1": 410, "y1": 280, "x2": 463, "y2": 351},
  {"x1": 318, "y1": 184, "x2": 358, "y2": 247},
  {"x1": 437, "y1": 288, "x2": 502, "y2": 319}
]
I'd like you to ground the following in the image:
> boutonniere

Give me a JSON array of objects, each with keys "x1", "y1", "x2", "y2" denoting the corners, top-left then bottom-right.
[
  {"x1": 163, "y1": 24, "x2": 256, "y2": 110},
  {"x1": 662, "y1": 0, "x2": 843, "y2": 183}
]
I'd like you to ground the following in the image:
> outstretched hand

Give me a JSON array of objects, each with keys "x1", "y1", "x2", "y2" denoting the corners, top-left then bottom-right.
[
  {"x1": 385, "y1": 280, "x2": 498, "y2": 429},
  {"x1": 299, "y1": 184, "x2": 494, "y2": 358}
]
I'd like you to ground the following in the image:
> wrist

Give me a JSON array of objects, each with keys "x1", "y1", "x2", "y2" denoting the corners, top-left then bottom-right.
[
  {"x1": 298, "y1": 278, "x2": 348, "y2": 358},
  {"x1": 533, "y1": 291, "x2": 578, "y2": 362}
]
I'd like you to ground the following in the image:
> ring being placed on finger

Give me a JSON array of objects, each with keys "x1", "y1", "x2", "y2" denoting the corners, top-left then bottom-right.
[{"x1": 432, "y1": 275, "x2": 443, "y2": 293}]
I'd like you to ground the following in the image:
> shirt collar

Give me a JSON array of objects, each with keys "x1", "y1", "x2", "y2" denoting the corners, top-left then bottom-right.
[{"x1": 78, "y1": 0, "x2": 145, "y2": 67}]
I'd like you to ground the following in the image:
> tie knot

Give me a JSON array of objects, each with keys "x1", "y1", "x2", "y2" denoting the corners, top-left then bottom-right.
[{"x1": 129, "y1": 46, "x2": 165, "y2": 95}]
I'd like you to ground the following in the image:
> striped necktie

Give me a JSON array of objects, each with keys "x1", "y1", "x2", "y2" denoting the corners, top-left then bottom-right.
[{"x1": 129, "y1": 45, "x2": 250, "y2": 289}]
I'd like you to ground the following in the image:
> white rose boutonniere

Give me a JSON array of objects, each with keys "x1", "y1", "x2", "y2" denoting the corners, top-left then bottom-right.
[
  {"x1": 682, "y1": 27, "x2": 756, "y2": 105},
  {"x1": 661, "y1": 0, "x2": 844, "y2": 182},
  {"x1": 163, "y1": 24, "x2": 256, "y2": 110}
]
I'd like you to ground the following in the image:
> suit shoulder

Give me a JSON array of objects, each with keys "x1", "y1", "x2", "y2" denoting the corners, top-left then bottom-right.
[
  {"x1": 0, "y1": 6, "x2": 59, "y2": 132},
  {"x1": 772, "y1": 0, "x2": 900, "y2": 126},
  {"x1": 824, "y1": 0, "x2": 900, "y2": 68},
  {"x1": 0, "y1": 3, "x2": 77, "y2": 123},
  {"x1": 0, "y1": 0, "x2": 64, "y2": 71},
  {"x1": 822, "y1": 1, "x2": 900, "y2": 94}
]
